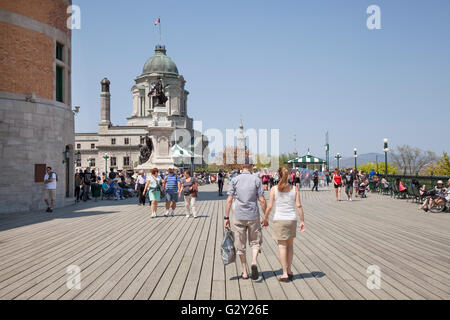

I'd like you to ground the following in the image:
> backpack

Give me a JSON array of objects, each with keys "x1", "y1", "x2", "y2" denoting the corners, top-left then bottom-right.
[{"x1": 48, "y1": 172, "x2": 58, "y2": 182}]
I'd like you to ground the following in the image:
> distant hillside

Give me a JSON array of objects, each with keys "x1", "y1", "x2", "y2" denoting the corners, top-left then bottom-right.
[{"x1": 330, "y1": 153, "x2": 385, "y2": 169}]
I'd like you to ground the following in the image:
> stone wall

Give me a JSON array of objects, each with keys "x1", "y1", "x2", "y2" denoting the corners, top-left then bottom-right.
[{"x1": 0, "y1": 92, "x2": 74, "y2": 214}]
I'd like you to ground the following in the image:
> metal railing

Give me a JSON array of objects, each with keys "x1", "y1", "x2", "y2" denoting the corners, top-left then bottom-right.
[{"x1": 384, "y1": 174, "x2": 449, "y2": 189}]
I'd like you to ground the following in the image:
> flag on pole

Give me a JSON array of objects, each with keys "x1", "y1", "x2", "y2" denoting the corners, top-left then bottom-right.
[{"x1": 154, "y1": 18, "x2": 160, "y2": 26}]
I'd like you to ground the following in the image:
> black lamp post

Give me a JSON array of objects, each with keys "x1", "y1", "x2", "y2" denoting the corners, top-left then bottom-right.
[
  {"x1": 383, "y1": 138, "x2": 389, "y2": 175},
  {"x1": 335, "y1": 153, "x2": 342, "y2": 169},
  {"x1": 103, "y1": 153, "x2": 110, "y2": 174}
]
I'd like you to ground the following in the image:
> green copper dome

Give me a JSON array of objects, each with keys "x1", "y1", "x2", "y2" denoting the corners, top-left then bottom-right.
[{"x1": 142, "y1": 45, "x2": 179, "y2": 75}]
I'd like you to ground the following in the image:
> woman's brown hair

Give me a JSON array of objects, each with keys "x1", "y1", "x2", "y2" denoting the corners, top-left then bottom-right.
[
  {"x1": 277, "y1": 167, "x2": 290, "y2": 192},
  {"x1": 151, "y1": 168, "x2": 158, "y2": 175}
]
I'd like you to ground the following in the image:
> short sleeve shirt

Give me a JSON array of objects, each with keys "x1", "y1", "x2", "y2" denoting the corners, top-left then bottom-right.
[
  {"x1": 44, "y1": 173, "x2": 57, "y2": 190},
  {"x1": 181, "y1": 177, "x2": 197, "y2": 193},
  {"x1": 227, "y1": 171, "x2": 264, "y2": 220},
  {"x1": 164, "y1": 173, "x2": 180, "y2": 193}
]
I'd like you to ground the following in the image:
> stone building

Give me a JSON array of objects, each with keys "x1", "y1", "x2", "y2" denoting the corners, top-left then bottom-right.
[
  {"x1": 0, "y1": 0, "x2": 75, "y2": 213},
  {"x1": 75, "y1": 45, "x2": 208, "y2": 174}
]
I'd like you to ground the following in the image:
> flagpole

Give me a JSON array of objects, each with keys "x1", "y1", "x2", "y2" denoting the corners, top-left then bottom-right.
[{"x1": 159, "y1": 16, "x2": 162, "y2": 45}]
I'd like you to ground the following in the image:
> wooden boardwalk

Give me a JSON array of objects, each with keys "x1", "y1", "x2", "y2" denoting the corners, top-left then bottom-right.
[{"x1": 0, "y1": 183, "x2": 449, "y2": 300}]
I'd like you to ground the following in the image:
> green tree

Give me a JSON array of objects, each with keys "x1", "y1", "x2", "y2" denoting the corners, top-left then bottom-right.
[
  {"x1": 358, "y1": 162, "x2": 398, "y2": 175},
  {"x1": 424, "y1": 152, "x2": 450, "y2": 176}
]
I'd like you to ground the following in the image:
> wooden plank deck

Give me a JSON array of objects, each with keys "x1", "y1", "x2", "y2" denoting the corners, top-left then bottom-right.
[{"x1": 0, "y1": 183, "x2": 449, "y2": 300}]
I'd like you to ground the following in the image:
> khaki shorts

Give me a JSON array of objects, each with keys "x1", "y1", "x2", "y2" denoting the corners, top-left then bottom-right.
[
  {"x1": 45, "y1": 189, "x2": 56, "y2": 201},
  {"x1": 233, "y1": 218, "x2": 262, "y2": 255},
  {"x1": 272, "y1": 220, "x2": 297, "y2": 241}
]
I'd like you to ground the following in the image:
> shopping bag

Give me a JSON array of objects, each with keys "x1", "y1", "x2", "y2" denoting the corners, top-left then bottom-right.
[{"x1": 221, "y1": 228, "x2": 236, "y2": 265}]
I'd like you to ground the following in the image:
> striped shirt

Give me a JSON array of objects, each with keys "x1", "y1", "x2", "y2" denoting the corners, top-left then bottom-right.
[{"x1": 164, "y1": 173, "x2": 180, "y2": 193}]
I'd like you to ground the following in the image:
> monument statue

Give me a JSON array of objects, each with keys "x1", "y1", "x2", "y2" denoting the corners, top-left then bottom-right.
[
  {"x1": 148, "y1": 78, "x2": 168, "y2": 105},
  {"x1": 138, "y1": 134, "x2": 154, "y2": 165}
]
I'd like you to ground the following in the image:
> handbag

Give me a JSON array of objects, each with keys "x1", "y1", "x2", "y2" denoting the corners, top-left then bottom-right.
[{"x1": 221, "y1": 229, "x2": 236, "y2": 265}]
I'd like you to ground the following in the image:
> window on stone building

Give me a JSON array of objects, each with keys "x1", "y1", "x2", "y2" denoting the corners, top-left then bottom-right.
[
  {"x1": 91, "y1": 143, "x2": 95, "y2": 149},
  {"x1": 34, "y1": 164, "x2": 46, "y2": 183},
  {"x1": 56, "y1": 65, "x2": 64, "y2": 103},
  {"x1": 56, "y1": 42, "x2": 64, "y2": 61},
  {"x1": 140, "y1": 137, "x2": 145, "y2": 145},
  {"x1": 110, "y1": 157, "x2": 117, "y2": 166},
  {"x1": 77, "y1": 143, "x2": 81, "y2": 149},
  {"x1": 91, "y1": 158, "x2": 96, "y2": 167},
  {"x1": 76, "y1": 158, "x2": 81, "y2": 167},
  {"x1": 124, "y1": 138, "x2": 130, "y2": 145},
  {"x1": 123, "y1": 157, "x2": 130, "y2": 166},
  {"x1": 111, "y1": 138, "x2": 116, "y2": 145}
]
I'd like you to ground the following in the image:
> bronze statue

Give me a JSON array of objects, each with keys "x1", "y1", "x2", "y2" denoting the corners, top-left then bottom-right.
[
  {"x1": 148, "y1": 78, "x2": 168, "y2": 105},
  {"x1": 138, "y1": 134, "x2": 154, "y2": 164}
]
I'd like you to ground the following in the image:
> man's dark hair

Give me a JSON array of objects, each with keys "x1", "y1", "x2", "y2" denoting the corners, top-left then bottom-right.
[
  {"x1": 47, "y1": 167, "x2": 52, "y2": 170},
  {"x1": 110, "y1": 168, "x2": 114, "y2": 172}
]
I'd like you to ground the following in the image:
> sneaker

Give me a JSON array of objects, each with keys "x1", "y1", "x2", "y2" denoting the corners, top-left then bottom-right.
[
  {"x1": 349, "y1": 198, "x2": 352, "y2": 202},
  {"x1": 193, "y1": 214, "x2": 197, "y2": 218},
  {"x1": 49, "y1": 208, "x2": 53, "y2": 213},
  {"x1": 164, "y1": 210, "x2": 170, "y2": 217},
  {"x1": 46, "y1": 207, "x2": 50, "y2": 212},
  {"x1": 151, "y1": 213, "x2": 157, "y2": 218},
  {"x1": 171, "y1": 209, "x2": 175, "y2": 217},
  {"x1": 186, "y1": 214, "x2": 190, "y2": 218}
]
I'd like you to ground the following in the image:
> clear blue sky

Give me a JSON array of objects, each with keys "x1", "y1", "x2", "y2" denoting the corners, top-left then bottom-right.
[{"x1": 72, "y1": 0, "x2": 450, "y2": 159}]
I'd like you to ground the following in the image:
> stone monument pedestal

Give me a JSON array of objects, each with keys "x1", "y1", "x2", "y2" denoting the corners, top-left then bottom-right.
[{"x1": 135, "y1": 154, "x2": 176, "y2": 173}]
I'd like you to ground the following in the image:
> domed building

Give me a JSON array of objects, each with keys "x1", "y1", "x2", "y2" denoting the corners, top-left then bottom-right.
[{"x1": 75, "y1": 45, "x2": 208, "y2": 173}]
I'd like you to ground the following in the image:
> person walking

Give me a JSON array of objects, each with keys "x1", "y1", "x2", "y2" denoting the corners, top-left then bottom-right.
[
  {"x1": 143, "y1": 168, "x2": 162, "y2": 218},
  {"x1": 136, "y1": 171, "x2": 147, "y2": 206},
  {"x1": 82, "y1": 169, "x2": 92, "y2": 202},
  {"x1": 343, "y1": 169, "x2": 354, "y2": 201},
  {"x1": 311, "y1": 169, "x2": 319, "y2": 192},
  {"x1": 263, "y1": 167, "x2": 305, "y2": 282},
  {"x1": 44, "y1": 167, "x2": 57, "y2": 212},
  {"x1": 179, "y1": 170, "x2": 198, "y2": 218},
  {"x1": 218, "y1": 169, "x2": 225, "y2": 196},
  {"x1": 74, "y1": 172, "x2": 81, "y2": 203},
  {"x1": 225, "y1": 163, "x2": 267, "y2": 280},
  {"x1": 163, "y1": 167, "x2": 182, "y2": 217},
  {"x1": 332, "y1": 168, "x2": 342, "y2": 201}
]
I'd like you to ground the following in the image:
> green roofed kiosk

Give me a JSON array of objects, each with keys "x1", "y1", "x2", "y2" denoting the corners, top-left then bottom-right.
[{"x1": 285, "y1": 152, "x2": 327, "y2": 171}]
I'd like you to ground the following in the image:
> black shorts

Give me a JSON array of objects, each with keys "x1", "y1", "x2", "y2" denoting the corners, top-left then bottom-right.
[
  {"x1": 334, "y1": 183, "x2": 342, "y2": 188},
  {"x1": 262, "y1": 181, "x2": 269, "y2": 185}
]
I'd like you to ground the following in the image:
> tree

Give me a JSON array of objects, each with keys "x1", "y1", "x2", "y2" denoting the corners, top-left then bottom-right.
[
  {"x1": 390, "y1": 145, "x2": 436, "y2": 175},
  {"x1": 358, "y1": 162, "x2": 398, "y2": 175},
  {"x1": 278, "y1": 153, "x2": 297, "y2": 168},
  {"x1": 424, "y1": 152, "x2": 450, "y2": 176}
]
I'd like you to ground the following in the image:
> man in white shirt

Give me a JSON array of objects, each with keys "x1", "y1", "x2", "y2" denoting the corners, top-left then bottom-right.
[{"x1": 44, "y1": 166, "x2": 57, "y2": 213}]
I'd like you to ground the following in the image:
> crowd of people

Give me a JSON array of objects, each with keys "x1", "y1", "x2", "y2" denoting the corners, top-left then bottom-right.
[
  {"x1": 74, "y1": 167, "x2": 199, "y2": 219},
  {"x1": 330, "y1": 168, "x2": 376, "y2": 201}
]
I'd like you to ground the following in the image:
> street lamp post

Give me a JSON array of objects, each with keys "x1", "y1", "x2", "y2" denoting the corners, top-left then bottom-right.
[
  {"x1": 335, "y1": 153, "x2": 342, "y2": 169},
  {"x1": 354, "y1": 148, "x2": 358, "y2": 172},
  {"x1": 383, "y1": 138, "x2": 389, "y2": 175},
  {"x1": 76, "y1": 151, "x2": 81, "y2": 168},
  {"x1": 325, "y1": 144, "x2": 330, "y2": 170},
  {"x1": 103, "y1": 153, "x2": 110, "y2": 174}
]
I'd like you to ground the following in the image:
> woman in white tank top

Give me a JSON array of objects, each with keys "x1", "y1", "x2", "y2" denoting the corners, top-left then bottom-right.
[{"x1": 263, "y1": 167, "x2": 305, "y2": 282}]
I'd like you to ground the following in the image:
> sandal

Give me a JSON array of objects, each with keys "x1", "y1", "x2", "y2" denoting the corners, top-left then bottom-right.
[
  {"x1": 279, "y1": 277, "x2": 290, "y2": 283},
  {"x1": 241, "y1": 273, "x2": 249, "y2": 280},
  {"x1": 251, "y1": 265, "x2": 259, "y2": 280}
]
